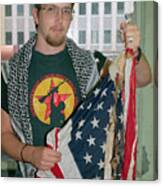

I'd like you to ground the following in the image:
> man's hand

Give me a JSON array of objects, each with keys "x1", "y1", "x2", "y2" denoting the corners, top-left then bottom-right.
[
  {"x1": 23, "y1": 146, "x2": 62, "y2": 170},
  {"x1": 120, "y1": 22, "x2": 140, "y2": 52},
  {"x1": 119, "y1": 21, "x2": 152, "y2": 87}
]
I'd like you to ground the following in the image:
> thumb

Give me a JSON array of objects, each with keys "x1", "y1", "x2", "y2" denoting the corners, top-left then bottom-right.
[
  {"x1": 119, "y1": 21, "x2": 127, "y2": 43},
  {"x1": 120, "y1": 21, "x2": 127, "y2": 33}
]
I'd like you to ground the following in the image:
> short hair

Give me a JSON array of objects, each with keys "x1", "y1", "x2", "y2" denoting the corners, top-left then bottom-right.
[
  {"x1": 34, "y1": 4, "x2": 41, "y2": 10},
  {"x1": 34, "y1": 3, "x2": 74, "y2": 10}
]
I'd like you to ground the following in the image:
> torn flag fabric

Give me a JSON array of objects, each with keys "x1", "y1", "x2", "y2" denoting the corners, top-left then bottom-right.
[{"x1": 37, "y1": 75, "x2": 124, "y2": 179}]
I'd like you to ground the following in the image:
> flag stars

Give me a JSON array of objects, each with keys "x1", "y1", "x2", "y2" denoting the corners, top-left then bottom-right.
[
  {"x1": 94, "y1": 88, "x2": 101, "y2": 97},
  {"x1": 78, "y1": 119, "x2": 85, "y2": 129},
  {"x1": 75, "y1": 131, "x2": 82, "y2": 140},
  {"x1": 83, "y1": 152, "x2": 92, "y2": 164},
  {"x1": 107, "y1": 106, "x2": 113, "y2": 115},
  {"x1": 101, "y1": 88, "x2": 108, "y2": 97},
  {"x1": 87, "y1": 135, "x2": 96, "y2": 147},
  {"x1": 87, "y1": 103, "x2": 92, "y2": 110},
  {"x1": 91, "y1": 117, "x2": 100, "y2": 129},
  {"x1": 104, "y1": 126, "x2": 108, "y2": 133},
  {"x1": 100, "y1": 143, "x2": 106, "y2": 153},
  {"x1": 97, "y1": 159, "x2": 104, "y2": 170},
  {"x1": 79, "y1": 104, "x2": 84, "y2": 110},
  {"x1": 96, "y1": 101, "x2": 104, "y2": 111}
]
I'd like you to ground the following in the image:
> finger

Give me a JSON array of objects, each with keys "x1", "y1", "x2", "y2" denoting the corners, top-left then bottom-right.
[
  {"x1": 44, "y1": 155, "x2": 61, "y2": 163},
  {"x1": 43, "y1": 148, "x2": 61, "y2": 156},
  {"x1": 38, "y1": 163, "x2": 54, "y2": 171},
  {"x1": 41, "y1": 151, "x2": 62, "y2": 163},
  {"x1": 42, "y1": 159, "x2": 58, "y2": 167},
  {"x1": 120, "y1": 21, "x2": 127, "y2": 32},
  {"x1": 47, "y1": 150, "x2": 62, "y2": 158}
]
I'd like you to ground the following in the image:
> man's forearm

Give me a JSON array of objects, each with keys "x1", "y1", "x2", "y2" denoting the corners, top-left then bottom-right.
[
  {"x1": 1, "y1": 109, "x2": 62, "y2": 171},
  {"x1": 1, "y1": 131, "x2": 34, "y2": 162}
]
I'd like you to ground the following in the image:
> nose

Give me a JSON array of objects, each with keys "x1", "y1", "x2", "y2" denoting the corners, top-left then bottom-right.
[{"x1": 55, "y1": 9, "x2": 64, "y2": 21}]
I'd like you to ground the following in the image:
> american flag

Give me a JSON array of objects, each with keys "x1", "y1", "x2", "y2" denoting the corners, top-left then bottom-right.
[
  {"x1": 37, "y1": 75, "x2": 125, "y2": 179},
  {"x1": 120, "y1": 49, "x2": 137, "y2": 180}
]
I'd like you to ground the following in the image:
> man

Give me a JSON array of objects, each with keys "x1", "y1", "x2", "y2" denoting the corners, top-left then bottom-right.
[{"x1": 1, "y1": 3, "x2": 151, "y2": 177}]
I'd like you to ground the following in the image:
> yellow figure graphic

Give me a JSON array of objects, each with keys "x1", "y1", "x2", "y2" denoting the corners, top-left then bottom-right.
[{"x1": 31, "y1": 75, "x2": 77, "y2": 126}]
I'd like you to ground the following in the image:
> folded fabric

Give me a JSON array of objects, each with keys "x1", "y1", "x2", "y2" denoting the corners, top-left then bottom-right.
[{"x1": 37, "y1": 75, "x2": 124, "y2": 179}]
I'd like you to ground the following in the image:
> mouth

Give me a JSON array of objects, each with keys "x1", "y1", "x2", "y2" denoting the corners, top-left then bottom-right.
[{"x1": 50, "y1": 26, "x2": 64, "y2": 32}]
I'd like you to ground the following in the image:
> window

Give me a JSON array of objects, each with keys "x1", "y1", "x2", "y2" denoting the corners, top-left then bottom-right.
[
  {"x1": 79, "y1": 3, "x2": 86, "y2": 15},
  {"x1": 17, "y1": 5, "x2": 24, "y2": 16},
  {"x1": 117, "y1": 30, "x2": 123, "y2": 43},
  {"x1": 104, "y1": 30, "x2": 111, "y2": 44},
  {"x1": 5, "y1": 5, "x2": 12, "y2": 16},
  {"x1": 91, "y1": 30, "x2": 99, "y2": 44},
  {"x1": 17, "y1": 32, "x2": 24, "y2": 45},
  {"x1": 5, "y1": 32, "x2": 12, "y2": 44},
  {"x1": 104, "y1": 2, "x2": 112, "y2": 14},
  {"x1": 91, "y1": 3, "x2": 99, "y2": 15},
  {"x1": 30, "y1": 31, "x2": 35, "y2": 38},
  {"x1": 117, "y1": 2, "x2": 124, "y2": 15},
  {"x1": 79, "y1": 31, "x2": 86, "y2": 44},
  {"x1": 29, "y1": 4, "x2": 33, "y2": 16}
]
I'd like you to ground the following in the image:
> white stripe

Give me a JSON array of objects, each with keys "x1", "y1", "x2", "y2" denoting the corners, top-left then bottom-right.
[
  {"x1": 124, "y1": 58, "x2": 133, "y2": 131},
  {"x1": 36, "y1": 119, "x2": 82, "y2": 178},
  {"x1": 58, "y1": 119, "x2": 82, "y2": 179},
  {"x1": 37, "y1": 169, "x2": 56, "y2": 178}
]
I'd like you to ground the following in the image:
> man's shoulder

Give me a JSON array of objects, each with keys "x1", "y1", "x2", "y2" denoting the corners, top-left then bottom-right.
[
  {"x1": 66, "y1": 38, "x2": 93, "y2": 58},
  {"x1": 9, "y1": 35, "x2": 36, "y2": 64}
]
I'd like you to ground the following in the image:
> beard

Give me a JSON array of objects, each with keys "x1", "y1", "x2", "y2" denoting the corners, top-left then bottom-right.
[{"x1": 45, "y1": 31, "x2": 66, "y2": 47}]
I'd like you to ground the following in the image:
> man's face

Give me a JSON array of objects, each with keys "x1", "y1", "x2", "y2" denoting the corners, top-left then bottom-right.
[{"x1": 33, "y1": 3, "x2": 73, "y2": 47}]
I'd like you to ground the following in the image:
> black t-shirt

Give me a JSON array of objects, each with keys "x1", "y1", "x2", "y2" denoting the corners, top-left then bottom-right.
[{"x1": 29, "y1": 47, "x2": 82, "y2": 146}]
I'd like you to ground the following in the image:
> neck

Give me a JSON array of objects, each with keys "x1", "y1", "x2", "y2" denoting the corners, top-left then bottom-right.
[{"x1": 34, "y1": 34, "x2": 66, "y2": 55}]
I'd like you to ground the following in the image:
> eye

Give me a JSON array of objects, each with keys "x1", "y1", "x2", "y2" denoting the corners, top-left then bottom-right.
[
  {"x1": 47, "y1": 7, "x2": 54, "y2": 12},
  {"x1": 63, "y1": 8, "x2": 71, "y2": 14}
]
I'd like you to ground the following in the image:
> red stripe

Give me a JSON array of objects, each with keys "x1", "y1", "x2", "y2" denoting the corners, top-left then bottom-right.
[
  {"x1": 51, "y1": 163, "x2": 64, "y2": 178},
  {"x1": 50, "y1": 128, "x2": 64, "y2": 178},
  {"x1": 121, "y1": 52, "x2": 137, "y2": 180},
  {"x1": 47, "y1": 144, "x2": 53, "y2": 149}
]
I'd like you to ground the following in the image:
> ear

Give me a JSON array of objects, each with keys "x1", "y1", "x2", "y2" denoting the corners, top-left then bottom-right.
[{"x1": 32, "y1": 7, "x2": 39, "y2": 26}]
